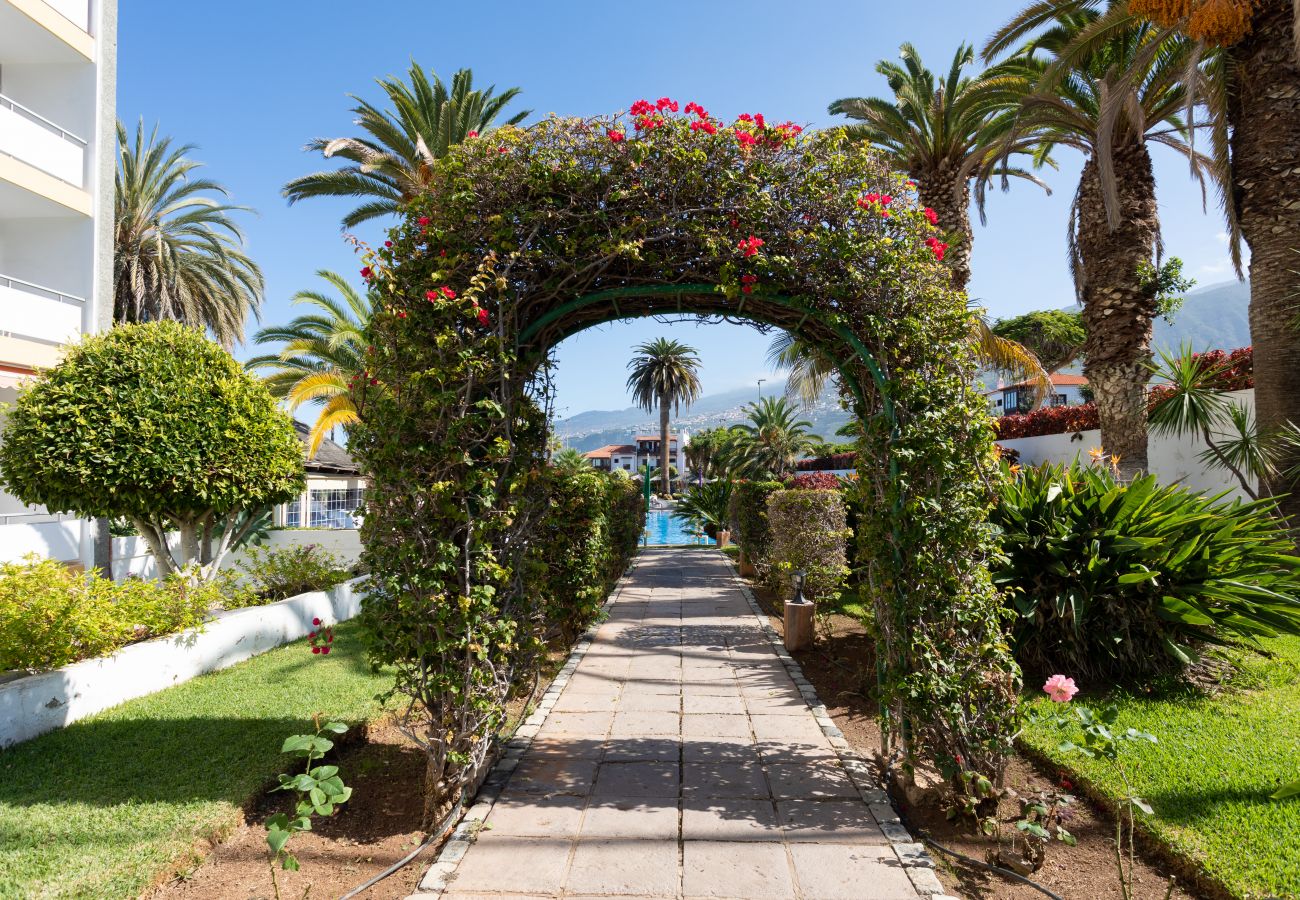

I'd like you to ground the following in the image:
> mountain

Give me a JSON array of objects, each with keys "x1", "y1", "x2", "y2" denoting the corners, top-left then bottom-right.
[{"x1": 556, "y1": 280, "x2": 1252, "y2": 452}]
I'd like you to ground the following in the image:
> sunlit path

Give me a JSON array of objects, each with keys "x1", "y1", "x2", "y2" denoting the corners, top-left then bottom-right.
[{"x1": 417, "y1": 548, "x2": 936, "y2": 899}]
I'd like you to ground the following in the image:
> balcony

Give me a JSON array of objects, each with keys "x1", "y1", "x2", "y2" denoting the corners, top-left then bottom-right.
[
  {"x1": 43, "y1": 0, "x2": 90, "y2": 32},
  {"x1": 0, "y1": 94, "x2": 86, "y2": 188},
  {"x1": 0, "y1": 273, "x2": 83, "y2": 345},
  {"x1": 0, "y1": 0, "x2": 93, "y2": 62}
]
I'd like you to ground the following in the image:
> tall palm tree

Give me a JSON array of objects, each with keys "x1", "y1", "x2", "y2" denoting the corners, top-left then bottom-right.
[
  {"x1": 768, "y1": 308, "x2": 1051, "y2": 407},
  {"x1": 114, "y1": 120, "x2": 263, "y2": 348},
  {"x1": 626, "y1": 339, "x2": 703, "y2": 494},
  {"x1": 247, "y1": 270, "x2": 370, "y2": 457},
  {"x1": 829, "y1": 43, "x2": 1051, "y2": 290},
  {"x1": 284, "y1": 64, "x2": 530, "y2": 229},
  {"x1": 1126, "y1": 0, "x2": 1300, "y2": 524},
  {"x1": 984, "y1": 4, "x2": 1207, "y2": 475},
  {"x1": 729, "y1": 397, "x2": 823, "y2": 480}
]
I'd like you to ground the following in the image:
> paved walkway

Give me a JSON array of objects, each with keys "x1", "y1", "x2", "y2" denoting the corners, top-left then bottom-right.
[{"x1": 418, "y1": 549, "x2": 939, "y2": 900}]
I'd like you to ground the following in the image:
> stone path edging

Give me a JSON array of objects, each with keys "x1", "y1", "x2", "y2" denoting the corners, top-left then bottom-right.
[
  {"x1": 728, "y1": 571, "x2": 952, "y2": 899},
  {"x1": 410, "y1": 557, "x2": 644, "y2": 897}
]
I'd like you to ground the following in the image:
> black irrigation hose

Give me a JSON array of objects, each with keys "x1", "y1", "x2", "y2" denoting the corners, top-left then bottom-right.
[
  {"x1": 337, "y1": 788, "x2": 468, "y2": 900},
  {"x1": 919, "y1": 833, "x2": 1066, "y2": 900}
]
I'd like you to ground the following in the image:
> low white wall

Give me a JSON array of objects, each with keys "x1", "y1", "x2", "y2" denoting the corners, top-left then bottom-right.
[
  {"x1": 112, "y1": 527, "x2": 363, "y2": 581},
  {"x1": 0, "y1": 518, "x2": 81, "y2": 565},
  {"x1": 0, "y1": 576, "x2": 366, "y2": 749},
  {"x1": 998, "y1": 389, "x2": 1255, "y2": 501}
]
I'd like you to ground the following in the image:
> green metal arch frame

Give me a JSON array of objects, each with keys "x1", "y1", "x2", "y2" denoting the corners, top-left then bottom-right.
[{"x1": 516, "y1": 284, "x2": 895, "y2": 421}]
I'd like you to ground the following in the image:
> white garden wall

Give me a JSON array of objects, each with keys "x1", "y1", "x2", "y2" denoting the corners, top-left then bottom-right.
[
  {"x1": 112, "y1": 527, "x2": 363, "y2": 581},
  {"x1": 0, "y1": 577, "x2": 365, "y2": 749},
  {"x1": 998, "y1": 389, "x2": 1255, "y2": 501}
]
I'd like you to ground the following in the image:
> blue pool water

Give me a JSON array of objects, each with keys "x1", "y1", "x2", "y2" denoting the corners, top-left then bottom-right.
[{"x1": 644, "y1": 508, "x2": 716, "y2": 546}]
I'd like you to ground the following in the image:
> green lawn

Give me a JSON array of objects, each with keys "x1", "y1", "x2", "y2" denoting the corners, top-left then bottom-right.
[
  {"x1": 0, "y1": 621, "x2": 392, "y2": 900},
  {"x1": 1021, "y1": 634, "x2": 1300, "y2": 899}
]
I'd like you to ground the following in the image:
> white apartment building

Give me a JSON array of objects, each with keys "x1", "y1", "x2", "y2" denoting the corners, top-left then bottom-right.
[
  {"x1": 0, "y1": 0, "x2": 116, "y2": 567},
  {"x1": 583, "y1": 432, "x2": 689, "y2": 478}
]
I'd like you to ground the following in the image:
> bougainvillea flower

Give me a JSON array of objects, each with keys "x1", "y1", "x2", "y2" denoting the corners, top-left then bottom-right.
[
  {"x1": 630, "y1": 99, "x2": 654, "y2": 116},
  {"x1": 441, "y1": 286, "x2": 457, "y2": 300},
  {"x1": 466, "y1": 130, "x2": 479, "y2": 138},
  {"x1": 655, "y1": 97, "x2": 678, "y2": 112},
  {"x1": 607, "y1": 129, "x2": 625, "y2": 143},
  {"x1": 923, "y1": 207, "x2": 939, "y2": 226},
  {"x1": 1043, "y1": 674, "x2": 1078, "y2": 703},
  {"x1": 425, "y1": 290, "x2": 438, "y2": 301},
  {"x1": 477, "y1": 308, "x2": 490, "y2": 326},
  {"x1": 360, "y1": 266, "x2": 373, "y2": 279},
  {"x1": 925, "y1": 236, "x2": 948, "y2": 261},
  {"x1": 418, "y1": 216, "x2": 430, "y2": 226},
  {"x1": 738, "y1": 236, "x2": 765, "y2": 257}
]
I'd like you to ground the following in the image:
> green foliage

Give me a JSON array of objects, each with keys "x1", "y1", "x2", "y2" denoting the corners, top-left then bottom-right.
[
  {"x1": 766, "y1": 489, "x2": 851, "y2": 604},
  {"x1": 0, "y1": 556, "x2": 216, "y2": 672},
  {"x1": 235, "y1": 544, "x2": 353, "y2": 606},
  {"x1": 1137, "y1": 256, "x2": 1195, "y2": 322},
  {"x1": 727, "y1": 397, "x2": 822, "y2": 480},
  {"x1": 0, "y1": 322, "x2": 305, "y2": 582},
  {"x1": 993, "y1": 461, "x2": 1300, "y2": 681},
  {"x1": 673, "y1": 480, "x2": 734, "y2": 537},
  {"x1": 550, "y1": 447, "x2": 589, "y2": 474},
  {"x1": 727, "y1": 480, "x2": 784, "y2": 574},
  {"x1": 264, "y1": 718, "x2": 352, "y2": 885},
  {"x1": 992, "y1": 308, "x2": 1086, "y2": 373}
]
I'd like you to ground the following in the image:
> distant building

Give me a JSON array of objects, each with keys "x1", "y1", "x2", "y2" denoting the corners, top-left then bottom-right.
[
  {"x1": 986, "y1": 374, "x2": 1088, "y2": 417},
  {"x1": 0, "y1": 0, "x2": 117, "y2": 567},
  {"x1": 583, "y1": 432, "x2": 689, "y2": 476},
  {"x1": 275, "y1": 423, "x2": 366, "y2": 530}
]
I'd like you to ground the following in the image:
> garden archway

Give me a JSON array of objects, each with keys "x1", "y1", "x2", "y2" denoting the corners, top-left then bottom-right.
[{"x1": 350, "y1": 103, "x2": 1018, "y2": 812}]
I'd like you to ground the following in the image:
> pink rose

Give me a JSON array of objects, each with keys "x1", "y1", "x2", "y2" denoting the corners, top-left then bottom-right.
[{"x1": 1043, "y1": 674, "x2": 1078, "y2": 703}]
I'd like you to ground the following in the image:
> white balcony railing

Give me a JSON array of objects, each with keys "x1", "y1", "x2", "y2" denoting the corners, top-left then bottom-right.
[
  {"x1": 0, "y1": 94, "x2": 86, "y2": 187},
  {"x1": 43, "y1": 0, "x2": 90, "y2": 32},
  {"x1": 0, "y1": 274, "x2": 83, "y2": 345}
]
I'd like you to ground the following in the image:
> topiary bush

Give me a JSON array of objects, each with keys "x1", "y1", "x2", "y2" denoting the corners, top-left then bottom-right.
[
  {"x1": 0, "y1": 556, "x2": 218, "y2": 672},
  {"x1": 0, "y1": 322, "x2": 304, "y2": 582},
  {"x1": 766, "y1": 489, "x2": 851, "y2": 605},
  {"x1": 993, "y1": 461, "x2": 1300, "y2": 681},
  {"x1": 606, "y1": 474, "x2": 644, "y2": 577},
  {"x1": 728, "y1": 480, "x2": 783, "y2": 574}
]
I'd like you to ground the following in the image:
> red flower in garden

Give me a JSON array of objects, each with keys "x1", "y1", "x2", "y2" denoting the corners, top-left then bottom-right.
[
  {"x1": 418, "y1": 216, "x2": 430, "y2": 226},
  {"x1": 360, "y1": 266, "x2": 373, "y2": 279},
  {"x1": 857, "y1": 193, "x2": 880, "y2": 208},
  {"x1": 881, "y1": 210, "x2": 891, "y2": 218},
  {"x1": 753, "y1": 112, "x2": 766, "y2": 128},
  {"x1": 738, "y1": 113, "x2": 754, "y2": 122},
  {"x1": 321, "y1": 646, "x2": 330, "y2": 655},
  {"x1": 925, "y1": 236, "x2": 948, "y2": 261},
  {"x1": 690, "y1": 120, "x2": 718, "y2": 135},
  {"x1": 734, "y1": 129, "x2": 758, "y2": 148},
  {"x1": 905, "y1": 179, "x2": 916, "y2": 188},
  {"x1": 312, "y1": 646, "x2": 321, "y2": 654},
  {"x1": 497, "y1": 145, "x2": 508, "y2": 153},
  {"x1": 397, "y1": 311, "x2": 407, "y2": 319},
  {"x1": 607, "y1": 129, "x2": 625, "y2": 143},
  {"x1": 313, "y1": 618, "x2": 321, "y2": 626},
  {"x1": 384, "y1": 240, "x2": 393, "y2": 248},
  {"x1": 685, "y1": 102, "x2": 709, "y2": 119},
  {"x1": 655, "y1": 96, "x2": 679, "y2": 112},
  {"x1": 439, "y1": 249, "x2": 447, "y2": 257},
  {"x1": 467, "y1": 130, "x2": 479, "y2": 138},
  {"x1": 740, "y1": 274, "x2": 758, "y2": 294},
  {"x1": 477, "y1": 307, "x2": 490, "y2": 326},
  {"x1": 426, "y1": 290, "x2": 438, "y2": 301},
  {"x1": 630, "y1": 99, "x2": 655, "y2": 116},
  {"x1": 441, "y1": 286, "x2": 457, "y2": 300},
  {"x1": 923, "y1": 207, "x2": 939, "y2": 226},
  {"x1": 738, "y1": 236, "x2": 765, "y2": 257},
  {"x1": 729, "y1": 217, "x2": 739, "y2": 228}
]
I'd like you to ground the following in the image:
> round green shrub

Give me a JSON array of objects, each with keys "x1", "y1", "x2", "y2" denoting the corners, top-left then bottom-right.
[
  {"x1": 0, "y1": 322, "x2": 305, "y2": 580},
  {"x1": 728, "y1": 480, "x2": 783, "y2": 573},
  {"x1": 993, "y1": 461, "x2": 1300, "y2": 682}
]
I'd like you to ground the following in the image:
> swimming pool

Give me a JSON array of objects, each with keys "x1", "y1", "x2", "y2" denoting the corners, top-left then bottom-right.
[{"x1": 644, "y1": 508, "x2": 716, "y2": 546}]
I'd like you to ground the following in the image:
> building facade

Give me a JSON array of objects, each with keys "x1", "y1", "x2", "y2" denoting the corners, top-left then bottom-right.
[
  {"x1": 583, "y1": 432, "x2": 688, "y2": 477},
  {"x1": 986, "y1": 374, "x2": 1088, "y2": 417},
  {"x1": 274, "y1": 423, "x2": 367, "y2": 530},
  {"x1": 0, "y1": 0, "x2": 116, "y2": 565}
]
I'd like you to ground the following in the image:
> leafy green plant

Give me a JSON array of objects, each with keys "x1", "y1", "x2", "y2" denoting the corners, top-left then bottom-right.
[
  {"x1": 0, "y1": 557, "x2": 218, "y2": 672},
  {"x1": 993, "y1": 460, "x2": 1300, "y2": 681},
  {"x1": 766, "y1": 489, "x2": 851, "y2": 606},
  {"x1": 0, "y1": 322, "x2": 305, "y2": 583},
  {"x1": 236, "y1": 544, "x2": 352, "y2": 605},
  {"x1": 673, "y1": 479, "x2": 734, "y2": 539},
  {"x1": 727, "y1": 480, "x2": 783, "y2": 575},
  {"x1": 265, "y1": 716, "x2": 352, "y2": 899}
]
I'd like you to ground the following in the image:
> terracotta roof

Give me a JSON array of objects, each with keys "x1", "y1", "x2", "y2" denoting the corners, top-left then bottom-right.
[
  {"x1": 634, "y1": 434, "x2": 680, "y2": 442},
  {"x1": 294, "y1": 421, "x2": 361, "y2": 475},
  {"x1": 985, "y1": 373, "x2": 1088, "y2": 394},
  {"x1": 583, "y1": 444, "x2": 635, "y2": 459}
]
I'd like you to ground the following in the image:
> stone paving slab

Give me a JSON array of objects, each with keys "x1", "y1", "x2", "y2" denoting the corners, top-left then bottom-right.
[{"x1": 412, "y1": 548, "x2": 953, "y2": 900}]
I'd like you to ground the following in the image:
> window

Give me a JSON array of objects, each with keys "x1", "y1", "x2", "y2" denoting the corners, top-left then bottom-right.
[
  {"x1": 307, "y1": 487, "x2": 365, "y2": 529},
  {"x1": 1051, "y1": 393, "x2": 1068, "y2": 406}
]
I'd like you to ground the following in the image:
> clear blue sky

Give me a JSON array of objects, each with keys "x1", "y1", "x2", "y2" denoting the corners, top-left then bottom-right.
[{"x1": 117, "y1": 0, "x2": 1237, "y2": 419}]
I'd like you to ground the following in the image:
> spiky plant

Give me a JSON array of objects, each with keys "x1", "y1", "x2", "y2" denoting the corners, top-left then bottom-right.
[
  {"x1": 284, "y1": 64, "x2": 529, "y2": 229},
  {"x1": 113, "y1": 120, "x2": 262, "y2": 348}
]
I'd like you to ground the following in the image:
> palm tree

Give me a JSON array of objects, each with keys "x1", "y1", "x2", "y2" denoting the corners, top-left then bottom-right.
[
  {"x1": 284, "y1": 64, "x2": 529, "y2": 229},
  {"x1": 114, "y1": 120, "x2": 263, "y2": 348},
  {"x1": 626, "y1": 339, "x2": 703, "y2": 494},
  {"x1": 551, "y1": 447, "x2": 590, "y2": 474},
  {"x1": 247, "y1": 270, "x2": 369, "y2": 457},
  {"x1": 768, "y1": 308, "x2": 1051, "y2": 407},
  {"x1": 1125, "y1": 0, "x2": 1300, "y2": 524},
  {"x1": 983, "y1": 4, "x2": 1207, "y2": 475},
  {"x1": 730, "y1": 397, "x2": 822, "y2": 480},
  {"x1": 829, "y1": 43, "x2": 1050, "y2": 290}
]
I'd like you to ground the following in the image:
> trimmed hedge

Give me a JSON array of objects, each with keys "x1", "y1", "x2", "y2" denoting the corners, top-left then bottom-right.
[
  {"x1": 993, "y1": 402, "x2": 1100, "y2": 440},
  {"x1": 728, "y1": 480, "x2": 783, "y2": 575},
  {"x1": 789, "y1": 472, "x2": 842, "y2": 490},
  {"x1": 0, "y1": 557, "x2": 217, "y2": 672},
  {"x1": 766, "y1": 489, "x2": 851, "y2": 604}
]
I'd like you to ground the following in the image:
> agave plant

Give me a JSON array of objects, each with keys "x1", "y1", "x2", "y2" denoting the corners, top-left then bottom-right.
[{"x1": 993, "y1": 460, "x2": 1300, "y2": 681}]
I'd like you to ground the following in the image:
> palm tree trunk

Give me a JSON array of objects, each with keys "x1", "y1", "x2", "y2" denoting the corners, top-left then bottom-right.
[
  {"x1": 659, "y1": 398, "x2": 671, "y2": 495},
  {"x1": 1076, "y1": 147, "x2": 1160, "y2": 477},
  {"x1": 916, "y1": 168, "x2": 974, "y2": 292},
  {"x1": 1232, "y1": 0, "x2": 1300, "y2": 526}
]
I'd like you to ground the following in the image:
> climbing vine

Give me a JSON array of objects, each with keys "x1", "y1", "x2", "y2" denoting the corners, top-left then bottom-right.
[{"x1": 352, "y1": 99, "x2": 1019, "y2": 814}]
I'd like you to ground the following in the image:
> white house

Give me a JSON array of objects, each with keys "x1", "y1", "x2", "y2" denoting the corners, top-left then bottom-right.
[
  {"x1": 986, "y1": 373, "x2": 1088, "y2": 417},
  {"x1": 583, "y1": 431, "x2": 689, "y2": 477},
  {"x1": 0, "y1": 0, "x2": 116, "y2": 567},
  {"x1": 274, "y1": 423, "x2": 367, "y2": 530}
]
